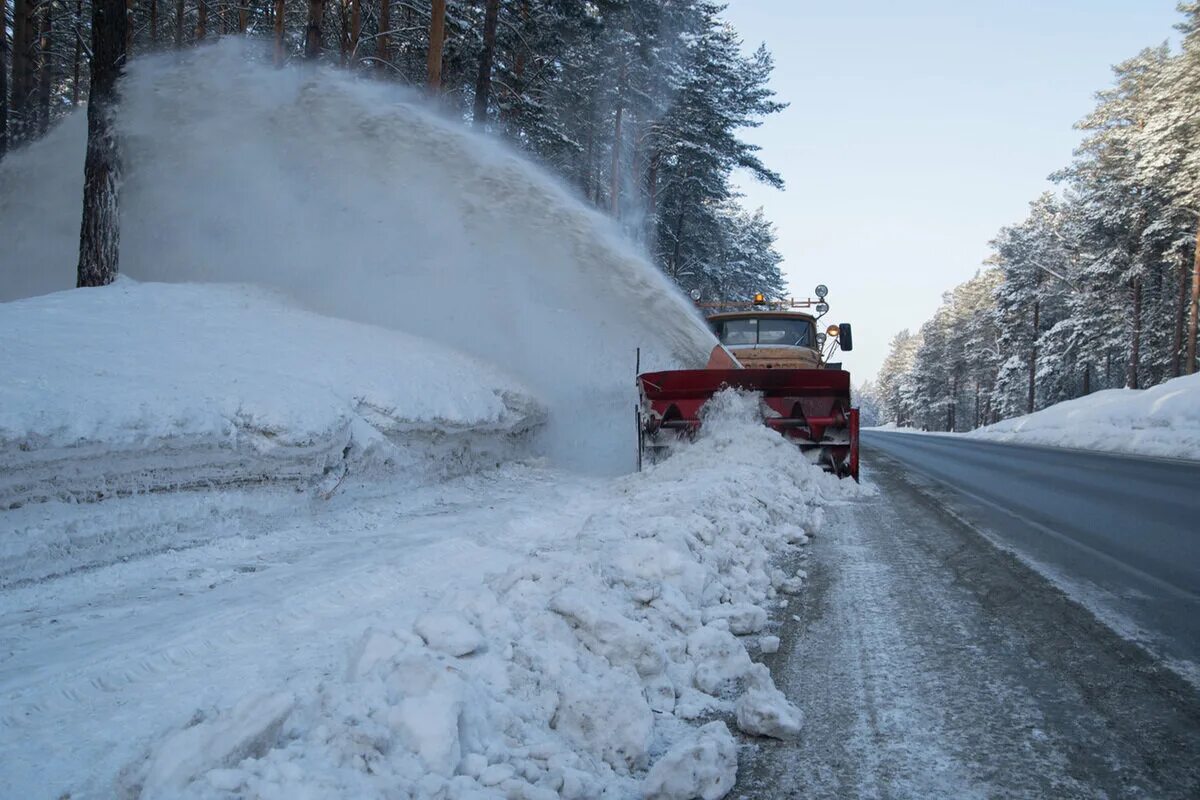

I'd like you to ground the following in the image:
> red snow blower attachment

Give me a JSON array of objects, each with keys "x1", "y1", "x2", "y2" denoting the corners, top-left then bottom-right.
[{"x1": 637, "y1": 286, "x2": 860, "y2": 480}]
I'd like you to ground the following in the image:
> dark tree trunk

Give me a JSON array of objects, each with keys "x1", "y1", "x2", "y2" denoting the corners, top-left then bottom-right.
[
  {"x1": 376, "y1": 0, "x2": 389, "y2": 71},
  {"x1": 644, "y1": 151, "x2": 660, "y2": 247},
  {"x1": 77, "y1": 0, "x2": 128, "y2": 288},
  {"x1": 608, "y1": 104, "x2": 623, "y2": 215},
  {"x1": 11, "y1": 0, "x2": 36, "y2": 144},
  {"x1": 303, "y1": 0, "x2": 323, "y2": 59},
  {"x1": 1128, "y1": 276, "x2": 1142, "y2": 389},
  {"x1": 1189, "y1": 221, "x2": 1200, "y2": 375},
  {"x1": 426, "y1": 0, "x2": 444, "y2": 90},
  {"x1": 238, "y1": 0, "x2": 247, "y2": 32},
  {"x1": 73, "y1": 0, "x2": 83, "y2": 104},
  {"x1": 1174, "y1": 258, "x2": 1188, "y2": 377},
  {"x1": 151, "y1": 0, "x2": 159, "y2": 44},
  {"x1": 198, "y1": 0, "x2": 207, "y2": 39},
  {"x1": 472, "y1": 0, "x2": 499, "y2": 124},
  {"x1": 1027, "y1": 299, "x2": 1039, "y2": 414},
  {"x1": 0, "y1": 0, "x2": 8, "y2": 160},
  {"x1": 274, "y1": 0, "x2": 285, "y2": 63},
  {"x1": 37, "y1": 0, "x2": 51, "y2": 135},
  {"x1": 175, "y1": 0, "x2": 184, "y2": 47},
  {"x1": 337, "y1": 0, "x2": 347, "y2": 64},
  {"x1": 608, "y1": 62, "x2": 627, "y2": 217}
]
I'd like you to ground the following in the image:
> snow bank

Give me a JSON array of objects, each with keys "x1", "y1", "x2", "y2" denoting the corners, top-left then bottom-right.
[
  {"x1": 0, "y1": 280, "x2": 542, "y2": 515},
  {"x1": 0, "y1": 40, "x2": 716, "y2": 473},
  {"x1": 116, "y1": 391, "x2": 859, "y2": 799},
  {"x1": 967, "y1": 373, "x2": 1200, "y2": 460}
]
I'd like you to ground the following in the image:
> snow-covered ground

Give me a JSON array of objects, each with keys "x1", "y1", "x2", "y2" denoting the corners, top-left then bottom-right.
[
  {"x1": 966, "y1": 373, "x2": 1200, "y2": 460},
  {"x1": 869, "y1": 373, "x2": 1200, "y2": 461},
  {"x1": 0, "y1": 283, "x2": 858, "y2": 799}
]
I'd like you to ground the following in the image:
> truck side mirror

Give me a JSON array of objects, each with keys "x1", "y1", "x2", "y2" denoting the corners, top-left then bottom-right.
[{"x1": 838, "y1": 323, "x2": 853, "y2": 351}]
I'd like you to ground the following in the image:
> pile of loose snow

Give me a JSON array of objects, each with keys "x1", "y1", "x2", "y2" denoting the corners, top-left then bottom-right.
[
  {"x1": 118, "y1": 391, "x2": 859, "y2": 800},
  {"x1": 967, "y1": 373, "x2": 1200, "y2": 460},
  {"x1": 0, "y1": 280, "x2": 543, "y2": 512}
]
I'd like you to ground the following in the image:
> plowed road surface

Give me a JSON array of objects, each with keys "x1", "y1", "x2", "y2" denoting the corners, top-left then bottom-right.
[{"x1": 739, "y1": 433, "x2": 1200, "y2": 799}]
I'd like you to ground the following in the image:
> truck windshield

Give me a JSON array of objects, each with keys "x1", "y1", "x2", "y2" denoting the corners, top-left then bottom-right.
[{"x1": 711, "y1": 318, "x2": 813, "y2": 347}]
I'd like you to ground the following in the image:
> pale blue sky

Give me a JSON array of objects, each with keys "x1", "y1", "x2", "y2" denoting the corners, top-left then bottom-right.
[{"x1": 723, "y1": 0, "x2": 1184, "y2": 381}]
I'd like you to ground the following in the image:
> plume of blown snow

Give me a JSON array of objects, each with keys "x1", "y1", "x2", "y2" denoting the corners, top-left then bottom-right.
[{"x1": 0, "y1": 41, "x2": 715, "y2": 473}]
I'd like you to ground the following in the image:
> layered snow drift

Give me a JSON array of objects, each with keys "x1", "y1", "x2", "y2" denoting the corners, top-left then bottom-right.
[
  {"x1": 0, "y1": 40, "x2": 716, "y2": 473},
  {"x1": 108, "y1": 392, "x2": 857, "y2": 800},
  {"x1": 0, "y1": 280, "x2": 543, "y2": 515},
  {"x1": 967, "y1": 372, "x2": 1200, "y2": 460}
]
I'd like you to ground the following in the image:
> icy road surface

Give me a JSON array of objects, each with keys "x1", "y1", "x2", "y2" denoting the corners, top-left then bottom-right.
[
  {"x1": 864, "y1": 429, "x2": 1200, "y2": 677},
  {"x1": 738, "y1": 443, "x2": 1200, "y2": 799}
]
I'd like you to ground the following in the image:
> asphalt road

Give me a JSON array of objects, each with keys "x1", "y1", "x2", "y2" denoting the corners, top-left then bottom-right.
[
  {"x1": 862, "y1": 430, "x2": 1200, "y2": 674},
  {"x1": 737, "y1": 446, "x2": 1200, "y2": 799}
]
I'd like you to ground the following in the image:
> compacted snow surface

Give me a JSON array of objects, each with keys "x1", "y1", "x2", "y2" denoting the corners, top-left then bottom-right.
[{"x1": 0, "y1": 284, "x2": 858, "y2": 799}]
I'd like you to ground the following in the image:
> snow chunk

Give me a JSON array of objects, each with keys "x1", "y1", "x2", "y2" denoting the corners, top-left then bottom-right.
[
  {"x1": 735, "y1": 664, "x2": 802, "y2": 739},
  {"x1": 758, "y1": 635, "x2": 781, "y2": 654},
  {"x1": 550, "y1": 587, "x2": 666, "y2": 677},
  {"x1": 134, "y1": 692, "x2": 294, "y2": 797},
  {"x1": 414, "y1": 611, "x2": 485, "y2": 657},
  {"x1": 552, "y1": 669, "x2": 653, "y2": 773},
  {"x1": 686, "y1": 626, "x2": 753, "y2": 695},
  {"x1": 702, "y1": 602, "x2": 768, "y2": 635},
  {"x1": 383, "y1": 655, "x2": 492, "y2": 776},
  {"x1": 642, "y1": 721, "x2": 737, "y2": 800}
]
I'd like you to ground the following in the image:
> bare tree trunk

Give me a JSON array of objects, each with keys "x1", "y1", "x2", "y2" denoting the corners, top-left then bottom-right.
[
  {"x1": 1189, "y1": 221, "x2": 1200, "y2": 375},
  {"x1": 608, "y1": 104, "x2": 623, "y2": 216},
  {"x1": 37, "y1": 0, "x2": 51, "y2": 135},
  {"x1": 644, "y1": 151, "x2": 660, "y2": 250},
  {"x1": 472, "y1": 0, "x2": 499, "y2": 124},
  {"x1": 151, "y1": 0, "x2": 159, "y2": 44},
  {"x1": 11, "y1": 0, "x2": 36, "y2": 144},
  {"x1": 376, "y1": 0, "x2": 389, "y2": 72},
  {"x1": 582, "y1": 115, "x2": 595, "y2": 202},
  {"x1": 1129, "y1": 276, "x2": 1142, "y2": 389},
  {"x1": 1027, "y1": 299, "x2": 1039, "y2": 414},
  {"x1": 303, "y1": 0, "x2": 323, "y2": 58},
  {"x1": 348, "y1": 0, "x2": 359, "y2": 64},
  {"x1": 78, "y1": 0, "x2": 129, "y2": 288},
  {"x1": 340, "y1": 0, "x2": 350, "y2": 65},
  {"x1": 73, "y1": 0, "x2": 83, "y2": 103},
  {"x1": 238, "y1": 0, "x2": 247, "y2": 32},
  {"x1": 175, "y1": 0, "x2": 184, "y2": 46},
  {"x1": 197, "y1": 0, "x2": 207, "y2": 39},
  {"x1": 608, "y1": 61, "x2": 627, "y2": 217},
  {"x1": 0, "y1": 0, "x2": 8, "y2": 160},
  {"x1": 1173, "y1": 258, "x2": 1188, "y2": 377},
  {"x1": 426, "y1": 0, "x2": 444, "y2": 91},
  {"x1": 274, "y1": 0, "x2": 285, "y2": 63}
]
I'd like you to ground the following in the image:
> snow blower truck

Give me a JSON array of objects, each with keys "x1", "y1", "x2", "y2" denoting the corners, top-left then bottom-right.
[{"x1": 637, "y1": 285, "x2": 859, "y2": 480}]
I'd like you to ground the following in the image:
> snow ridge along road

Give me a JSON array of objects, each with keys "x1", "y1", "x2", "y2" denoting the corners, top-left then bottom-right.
[
  {"x1": 0, "y1": 390, "x2": 858, "y2": 800},
  {"x1": 863, "y1": 429, "x2": 1200, "y2": 681}
]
